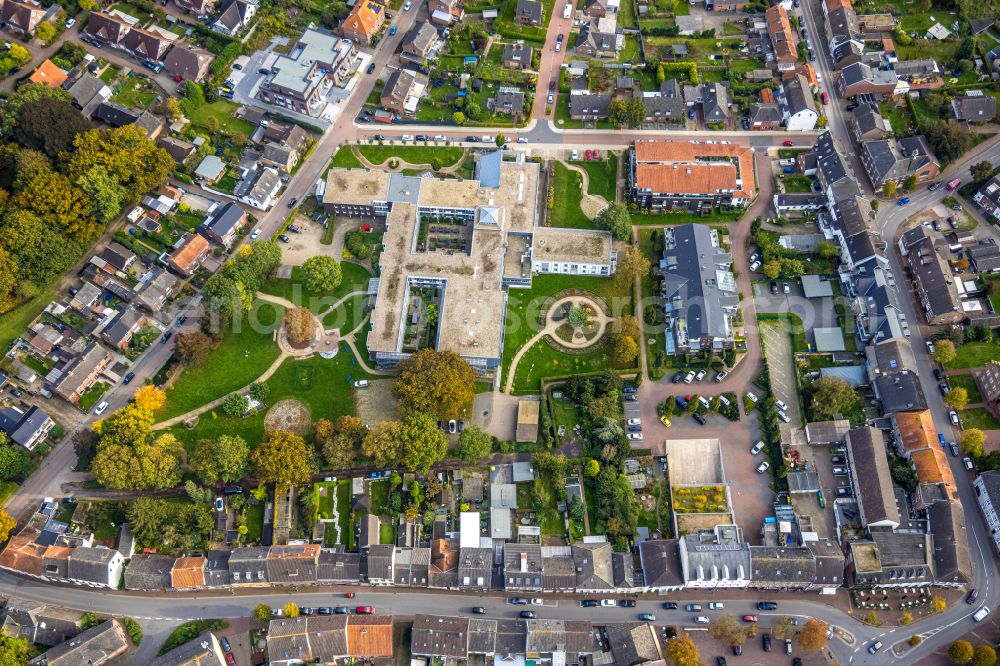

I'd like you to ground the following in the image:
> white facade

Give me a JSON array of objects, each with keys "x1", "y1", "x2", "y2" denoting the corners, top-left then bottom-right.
[
  {"x1": 974, "y1": 474, "x2": 1000, "y2": 554},
  {"x1": 531, "y1": 258, "x2": 614, "y2": 276},
  {"x1": 784, "y1": 107, "x2": 818, "y2": 132}
]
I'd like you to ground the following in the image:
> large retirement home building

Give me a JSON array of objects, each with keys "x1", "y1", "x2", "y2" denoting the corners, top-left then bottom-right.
[
  {"x1": 628, "y1": 140, "x2": 757, "y2": 212},
  {"x1": 320, "y1": 150, "x2": 617, "y2": 379}
]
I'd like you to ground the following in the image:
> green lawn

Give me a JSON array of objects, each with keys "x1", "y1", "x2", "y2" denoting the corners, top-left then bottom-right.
[
  {"x1": 111, "y1": 75, "x2": 158, "y2": 109},
  {"x1": 570, "y1": 154, "x2": 619, "y2": 202},
  {"x1": 327, "y1": 146, "x2": 363, "y2": 172},
  {"x1": 188, "y1": 100, "x2": 255, "y2": 138},
  {"x1": 244, "y1": 502, "x2": 264, "y2": 544},
  {"x1": 945, "y1": 342, "x2": 1000, "y2": 370},
  {"x1": 379, "y1": 521, "x2": 396, "y2": 544},
  {"x1": 948, "y1": 374, "x2": 984, "y2": 404},
  {"x1": 260, "y1": 262, "x2": 371, "y2": 314},
  {"x1": 336, "y1": 479, "x2": 353, "y2": 547},
  {"x1": 549, "y1": 394, "x2": 582, "y2": 446},
  {"x1": 78, "y1": 381, "x2": 112, "y2": 413},
  {"x1": 501, "y1": 274, "x2": 634, "y2": 385},
  {"x1": 512, "y1": 338, "x2": 635, "y2": 394},
  {"x1": 759, "y1": 313, "x2": 808, "y2": 354},
  {"x1": 315, "y1": 481, "x2": 337, "y2": 520},
  {"x1": 960, "y1": 407, "x2": 1000, "y2": 430},
  {"x1": 783, "y1": 175, "x2": 814, "y2": 193},
  {"x1": 0, "y1": 278, "x2": 62, "y2": 352},
  {"x1": 370, "y1": 480, "x2": 389, "y2": 514},
  {"x1": 156, "y1": 300, "x2": 284, "y2": 421},
  {"x1": 357, "y1": 145, "x2": 465, "y2": 168},
  {"x1": 550, "y1": 162, "x2": 593, "y2": 229}
]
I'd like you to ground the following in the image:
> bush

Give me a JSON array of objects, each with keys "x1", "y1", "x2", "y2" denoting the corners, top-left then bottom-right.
[
  {"x1": 123, "y1": 617, "x2": 143, "y2": 646},
  {"x1": 158, "y1": 620, "x2": 228, "y2": 655}
]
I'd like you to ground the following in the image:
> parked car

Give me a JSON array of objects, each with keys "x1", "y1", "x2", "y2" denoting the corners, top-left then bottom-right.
[
  {"x1": 160, "y1": 331, "x2": 173, "y2": 344},
  {"x1": 835, "y1": 486, "x2": 852, "y2": 497},
  {"x1": 685, "y1": 604, "x2": 702, "y2": 612},
  {"x1": 354, "y1": 380, "x2": 369, "y2": 388},
  {"x1": 763, "y1": 633, "x2": 772, "y2": 652},
  {"x1": 662, "y1": 602, "x2": 678, "y2": 609},
  {"x1": 756, "y1": 461, "x2": 770, "y2": 473},
  {"x1": 581, "y1": 600, "x2": 599, "y2": 607},
  {"x1": 950, "y1": 410, "x2": 960, "y2": 426},
  {"x1": 448, "y1": 419, "x2": 457, "y2": 434},
  {"x1": 757, "y1": 602, "x2": 777, "y2": 610},
  {"x1": 742, "y1": 614, "x2": 757, "y2": 622},
  {"x1": 366, "y1": 63, "x2": 376, "y2": 74},
  {"x1": 750, "y1": 260, "x2": 761, "y2": 272},
  {"x1": 974, "y1": 607, "x2": 991, "y2": 622},
  {"x1": 821, "y1": 92, "x2": 829, "y2": 105},
  {"x1": 683, "y1": 371, "x2": 695, "y2": 384},
  {"x1": 220, "y1": 637, "x2": 232, "y2": 652},
  {"x1": 65, "y1": 17, "x2": 75, "y2": 27},
  {"x1": 355, "y1": 606, "x2": 374, "y2": 614},
  {"x1": 520, "y1": 611, "x2": 537, "y2": 619},
  {"x1": 619, "y1": 600, "x2": 636, "y2": 607},
  {"x1": 950, "y1": 442, "x2": 960, "y2": 457},
  {"x1": 750, "y1": 440, "x2": 765, "y2": 455},
  {"x1": 250, "y1": 228, "x2": 262, "y2": 239},
  {"x1": 672, "y1": 371, "x2": 684, "y2": 383},
  {"x1": 122, "y1": 371, "x2": 135, "y2": 385},
  {"x1": 695, "y1": 369, "x2": 707, "y2": 381},
  {"x1": 694, "y1": 616, "x2": 710, "y2": 624},
  {"x1": 785, "y1": 639, "x2": 793, "y2": 654},
  {"x1": 510, "y1": 597, "x2": 528, "y2": 605},
  {"x1": 278, "y1": 234, "x2": 290, "y2": 243},
  {"x1": 626, "y1": 418, "x2": 641, "y2": 425},
  {"x1": 715, "y1": 370, "x2": 728, "y2": 382},
  {"x1": 639, "y1": 613, "x2": 656, "y2": 621},
  {"x1": 692, "y1": 412, "x2": 707, "y2": 426},
  {"x1": 783, "y1": 139, "x2": 794, "y2": 147},
  {"x1": 770, "y1": 281, "x2": 778, "y2": 294},
  {"x1": 334, "y1": 607, "x2": 351, "y2": 614},
  {"x1": 745, "y1": 391, "x2": 758, "y2": 403},
  {"x1": 967, "y1": 589, "x2": 978, "y2": 604},
  {"x1": 627, "y1": 432, "x2": 644, "y2": 440},
  {"x1": 964, "y1": 457, "x2": 975, "y2": 470},
  {"x1": 832, "y1": 467, "x2": 848, "y2": 476},
  {"x1": 708, "y1": 602, "x2": 724, "y2": 610}
]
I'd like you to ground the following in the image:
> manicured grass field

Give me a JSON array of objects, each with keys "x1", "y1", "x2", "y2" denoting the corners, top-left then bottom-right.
[
  {"x1": 260, "y1": 262, "x2": 371, "y2": 314},
  {"x1": 111, "y1": 75, "x2": 158, "y2": 109},
  {"x1": 188, "y1": 100, "x2": 255, "y2": 138},
  {"x1": 157, "y1": 300, "x2": 284, "y2": 420},
  {"x1": 948, "y1": 374, "x2": 984, "y2": 404},
  {"x1": 783, "y1": 175, "x2": 814, "y2": 193},
  {"x1": 337, "y1": 479, "x2": 353, "y2": 547},
  {"x1": 511, "y1": 338, "x2": 635, "y2": 394},
  {"x1": 501, "y1": 274, "x2": 634, "y2": 384},
  {"x1": 549, "y1": 162, "x2": 593, "y2": 229},
  {"x1": 357, "y1": 145, "x2": 465, "y2": 168},
  {"x1": 960, "y1": 407, "x2": 1000, "y2": 430},
  {"x1": 570, "y1": 154, "x2": 619, "y2": 202},
  {"x1": 370, "y1": 479, "x2": 389, "y2": 515},
  {"x1": 327, "y1": 146, "x2": 362, "y2": 172},
  {"x1": 244, "y1": 502, "x2": 264, "y2": 544},
  {"x1": 945, "y1": 342, "x2": 1000, "y2": 370}
]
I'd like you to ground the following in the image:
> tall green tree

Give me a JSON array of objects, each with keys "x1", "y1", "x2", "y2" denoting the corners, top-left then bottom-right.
[
  {"x1": 191, "y1": 435, "x2": 250, "y2": 484},
  {"x1": 251, "y1": 430, "x2": 314, "y2": 486},
  {"x1": 301, "y1": 255, "x2": 342, "y2": 293},
  {"x1": 77, "y1": 166, "x2": 127, "y2": 224},
  {"x1": 454, "y1": 426, "x2": 493, "y2": 462},
  {"x1": 595, "y1": 202, "x2": 632, "y2": 240},
  {"x1": 400, "y1": 412, "x2": 448, "y2": 474}
]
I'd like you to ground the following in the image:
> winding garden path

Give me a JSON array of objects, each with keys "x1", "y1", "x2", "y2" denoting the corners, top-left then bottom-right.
[{"x1": 558, "y1": 160, "x2": 610, "y2": 220}]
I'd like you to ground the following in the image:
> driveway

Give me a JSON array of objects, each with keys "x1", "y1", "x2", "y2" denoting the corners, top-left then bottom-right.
[
  {"x1": 280, "y1": 215, "x2": 336, "y2": 266},
  {"x1": 752, "y1": 280, "x2": 838, "y2": 331},
  {"x1": 758, "y1": 319, "x2": 802, "y2": 426}
]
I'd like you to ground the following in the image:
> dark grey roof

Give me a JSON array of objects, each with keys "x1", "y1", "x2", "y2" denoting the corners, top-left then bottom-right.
[
  {"x1": 874, "y1": 370, "x2": 926, "y2": 412},
  {"x1": 569, "y1": 92, "x2": 611, "y2": 118},
  {"x1": 3, "y1": 605, "x2": 81, "y2": 647},
  {"x1": 846, "y1": 427, "x2": 900, "y2": 527},
  {"x1": 661, "y1": 224, "x2": 736, "y2": 342},
  {"x1": 502, "y1": 42, "x2": 532, "y2": 64},
  {"x1": 411, "y1": 615, "x2": 469, "y2": 658},
  {"x1": 852, "y1": 102, "x2": 888, "y2": 137},
  {"x1": 867, "y1": 338, "x2": 916, "y2": 376},
  {"x1": 612, "y1": 551, "x2": 636, "y2": 589},
  {"x1": 150, "y1": 634, "x2": 223, "y2": 666},
  {"x1": 408, "y1": 21, "x2": 439, "y2": 53},
  {"x1": 198, "y1": 202, "x2": 245, "y2": 242},
  {"x1": 32, "y1": 619, "x2": 127, "y2": 666},
  {"x1": 572, "y1": 541, "x2": 614, "y2": 590},
  {"x1": 101, "y1": 242, "x2": 134, "y2": 272},
  {"x1": 807, "y1": 539, "x2": 844, "y2": 587},
  {"x1": 781, "y1": 73, "x2": 816, "y2": 115},
  {"x1": 702, "y1": 83, "x2": 729, "y2": 121},
  {"x1": 515, "y1": 0, "x2": 543, "y2": 21},
  {"x1": 977, "y1": 471, "x2": 1000, "y2": 510},
  {"x1": 775, "y1": 192, "x2": 825, "y2": 208},
  {"x1": 92, "y1": 101, "x2": 140, "y2": 127},
  {"x1": 317, "y1": 550, "x2": 360, "y2": 583},
  {"x1": 813, "y1": 131, "x2": 859, "y2": 201},
  {"x1": 204, "y1": 549, "x2": 231, "y2": 587},
  {"x1": 861, "y1": 139, "x2": 898, "y2": 182},
  {"x1": 123, "y1": 554, "x2": 174, "y2": 590},
  {"x1": 525, "y1": 619, "x2": 592, "y2": 654},
  {"x1": 229, "y1": 546, "x2": 269, "y2": 584},
  {"x1": 366, "y1": 543, "x2": 393, "y2": 581},
  {"x1": 577, "y1": 20, "x2": 617, "y2": 53},
  {"x1": 540, "y1": 550, "x2": 575, "y2": 590},
  {"x1": 494, "y1": 619, "x2": 527, "y2": 657},
  {"x1": 908, "y1": 235, "x2": 960, "y2": 318},
  {"x1": 468, "y1": 618, "x2": 497, "y2": 655},
  {"x1": 842, "y1": 231, "x2": 878, "y2": 266},
  {"x1": 899, "y1": 224, "x2": 928, "y2": 254},
  {"x1": 392, "y1": 546, "x2": 430, "y2": 587},
  {"x1": 494, "y1": 87, "x2": 525, "y2": 115},
  {"x1": 503, "y1": 543, "x2": 542, "y2": 590},
  {"x1": 928, "y1": 500, "x2": 972, "y2": 586},
  {"x1": 952, "y1": 94, "x2": 997, "y2": 122},
  {"x1": 0, "y1": 405, "x2": 51, "y2": 448},
  {"x1": 101, "y1": 305, "x2": 144, "y2": 347},
  {"x1": 749, "y1": 546, "x2": 816, "y2": 584},
  {"x1": 638, "y1": 540, "x2": 681, "y2": 589},
  {"x1": 266, "y1": 545, "x2": 318, "y2": 584},
  {"x1": 66, "y1": 547, "x2": 120, "y2": 585},
  {"x1": 458, "y1": 547, "x2": 491, "y2": 589},
  {"x1": 750, "y1": 102, "x2": 782, "y2": 124}
]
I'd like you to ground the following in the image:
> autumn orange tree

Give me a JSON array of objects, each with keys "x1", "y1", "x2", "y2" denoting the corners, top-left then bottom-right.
[
  {"x1": 799, "y1": 618, "x2": 829, "y2": 652},
  {"x1": 251, "y1": 430, "x2": 314, "y2": 486},
  {"x1": 393, "y1": 349, "x2": 475, "y2": 421},
  {"x1": 665, "y1": 632, "x2": 703, "y2": 666},
  {"x1": 284, "y1": 306, "x2": 317, "y2": 346}
]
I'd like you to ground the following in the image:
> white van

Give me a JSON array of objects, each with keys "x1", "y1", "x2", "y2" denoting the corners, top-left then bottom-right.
[
  {"x1": 563, "y1": 2, "x2": 572, "y2": 17},
  {"x1": 698, "y1": 396, "x2": 710, "y2": 409},
  {"x1": 718, "y1": 395, "x2": 730, "y2": 407},
  {"x1": 974, "y1": 607, "x2": 991, "y2": 622},
  {"x1": 750, "y1": 440, "x2": 765, "y2": 455}
]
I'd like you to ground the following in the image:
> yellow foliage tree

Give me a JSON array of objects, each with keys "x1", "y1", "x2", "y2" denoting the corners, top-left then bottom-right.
[{"x1": 132, "y1": 385, "x2": 166, "y2": 413}]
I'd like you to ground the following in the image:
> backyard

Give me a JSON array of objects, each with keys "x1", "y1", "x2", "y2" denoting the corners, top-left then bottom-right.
[
  {"x1": 945, "y1": 341, "x2": 1000, "y2": 370},
  {"x1": 357, "y1": 145, "x2": 466, "y2": 168},
  {"x1": 549, "y1": 162, "x2": 592, "y2": 229},
  {"x1": 111, "y1": 75, "x2": 159, "y2": 109},
  {"x1": 188, "y1": 100, "x2": 256, "y2": 138},
  {"x1": 570, "y1": 155, "x2": 619, "y2": 202},
  {"x1": 960, "y1": 407, "x2": 1000, "y2": 430},
  {"x1": 948, "y1": 373, "x2": 984, "y2": 404}
]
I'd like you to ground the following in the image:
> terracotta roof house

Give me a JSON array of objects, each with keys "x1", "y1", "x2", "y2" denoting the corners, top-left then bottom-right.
[
  {"x1": 514, "y1": 0, "x2": 543, "y2": 25},
  {"x1": 84, "y1": 11, "x2": 132, "y2": 47},
  {"x1": 951, "y1": 90, "x2": 997, "y2": 123},
  {"x1": 48, "y1": 342, "x2": 112, "y2": 404},
  {"x1": 29, "y1": 59, "x2": 67, "y2": 88},
  {"x1": 0, "y1": 529, "x2": 47, "y2": 577},
  {"x1": 629, "y1": 139, "x2": 757, "y2": 210},
  {"x1": 170, "y1": 556, "x2": 207, "y2": 590},
  {"x1": 30, "y1": 618, "x2": 129, "y2": 666},
  {"x1": 123, "y1": 26, "x2": 169, "y2": 61},
  {"x1": 163, "y1": 44, "x2": 214, "y2": 81},
  {"x1": 167, "y1": 233, "x2": 211, "y2": 277},
  {"x1": 213, "y1": 0, "x2": 257, "y2": 36},
  {"x1": 339, "y1": 0, "x2": 385, "y2": 45},
  {"x1": 766, "y1": 5, "x2": 798, "y2": 70},
  {"x1": 1, "y1": 0, "x2": 46, "y2": 34},
  {"x1": 346, "y1": 615, "x2": 393, "y2": 659}
]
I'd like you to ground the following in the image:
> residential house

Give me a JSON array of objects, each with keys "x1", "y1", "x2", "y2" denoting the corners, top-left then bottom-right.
[
  {"x1": 229, "y1": 546, "x2": 269, "y2": 585},
  {"x1": 458, "y1": 547, "x2": 491, "y2": 591},
  {"x1": 134, "y1": 109, "x2": 164, "y2": 140},
  {"x1": 927, "y1": 500, "x2": 972, "y2": 588},
  {"x1": 873, "y1": 370, "x2": 926, "y2": 413},
  {"x1": 846, "y1": 427, "x2": 900, "y2": 529},
  {"x1": 123, "y1": 26, "x2": 169, "y2": 62},
  {"x1": 157, "y1": 136, "x2": 197, "y2": 164},
  {"x1": 576, "y1": 17, "x2": 620, "y2": 58},
  {"x1": 846, "y1": 531, "x2": 935, "y2": 588},
  {"x1": 70, "y1": 281, "x2": 102, "y2": 313},
  {"x1": 339, "y1": 0, "x2": 385, "y2": 45},
  {"x1": 514, "y1": 0, "x2": 543, "y2": 26},
  {"x1": 171, "y1": 556, "x2": 207, "y2": 590},
  {"x1": 525, "y1": 619, "x2": 592, "y2": 663},
  {"x1": 836, "y1": 62, "x2": 900, "y2": 97},
  {"x1": 429, "y1": 538, "x2": 459, "y2": 589},
  {"x1": 859, "y1": 135, "x2": 939, "y2": 190},
  {"x1": 678, "y1": 527, "x2": 751, "y2": 588},
  {"x1": 92, "y1": 101, "x2": 141, "y2": 128},
  {"x1": 66, "y1": 73, "x2": 112, "y2": 117},
  {"x1": 198, "y1": 202, "x2": 247, "y2": 246},
  {"x1": 317, "y1": 551, "x2": 361, "y2": 584},
  {"x1": 100, "y1": 305, "x2": 146, "y2": 351},
  {"x1": 213, "y1": 0, "x2": 256, "y2": 36},
  {"x1": 850, "y1": 102, "x2": 891, "y2": 141},
  {"x1": 98, "y1": 242, "x2": 136, "y2": 275},
  {"x1": 167, "y1": 233, "x2": 211, "y2": 277},
  {"x1": 163, "y1": 44, "x2": 214, "y2": 82},
  {"x1": 380, "y1": 68, "x2": 428, "y2": 115},
  {"x1": 974, "y1": 177, "x2": 1000, "y2": 223},
  {"x1": 749, "y1": 88, "x2": 782, "y2": 130},
  {"x1": 976, "y1": 361, "x2": 1000, "y2": 422},
  {"x1": 237, "y1": 167, "x2": 281, "y2": 210},
  {"x1": 66, "y1": 547, "x2": 125, "y2": 588},
  {"x1": 583, "y1": 0, "x2": 607, "y2": 17},
  {"x1": 572, "y1": 541, "x2": 614, "y2": 593},
  {"x1": 766, "y1": 4, "x2": 798, "y2": 71},
  {"x1": 700, "y1": 83, "x2": 730, "y2": 123},
  {"x1": 967, "y1": 241, "x2": 1000, "y2": 273},
  {"x1": 640, "y1": 79, "x2": 686, "y2": 128},
  {"x1": 503, "y1": 543, "x2": 542, "y2": 592},
  {"x1": 194, "y1": 155, "x2": 227, "y2": 184},
  {"x1": 266, "y1": 544, "x2": 320, "y2": 585},
  {"x1": 1, "y1": 605, "x2": 83, "y2": 647},
  {"x1": 569, "y1": 91, "x2": 611, "y2": 121},
  {"x1": 261, "y1": 122, "x2": 310, "y2": 153},
  {"x1": 428, "y1": 0, "x2": 464, "y2": 24},
  {"x1": 493, "y1": 86, "x2": 526, "y2": 117},
  {"x1": 748, "y1": 546, "x2": 818, "y2": 591},
  {"x1": 48, "y1": 342, "x2": 112, "y2": 404},
  {"x1": 29, "y1": 60, "x2": 68, "y2": 88},
  {"x1": 540, "y1": 546, "x2": 576, "y2": 592},
  {"x1": 401, "y1": 21, "x2": 440, "y2": 65},
  {"x1": 951, "y1": 90, "x2": 997, "y2": 123},
  {"x1": 29, "y1": 619, "x2": 129, "y2": 666},
  {"x1": 892, "y1": 58, "x2": 941, "y2": 91},
  {"x1": 367, "y1": 544, "x2": 394, "y2": 585},
  {"x1": 123, "y1": 554, "x2": 175, "y2": 590},
  {"x1": 150, "y1": 633, "x2": 227, "y2": 666},
  {"x1": 257, "y1": 29, "x2": 357, "y2": 117},
  {"x1": 637, "y1": 539, "x2": 683, "y2": 592},
  {"x1": 411, "y1": 615, "x2": 469, "y2": 660},
  {"x1": 904, "y1": 232, "x2": 962, "y2": 325},
  {"x1": 84, "y1": 11, "x2": 131, "y2": 47},
  {"x1": 603, "y1": 623, "x2": 663, "y2": 666},
  {"x1": 628, "y1": 139, "x2": 757, "y2": 210},
  {"x1": 1, "y1": 0, "x2": 45, "y2": 35},
  {"x1": 0, "y1": 405, "x2": 53, "y2": 450},
  {"x1": 974, "y1": 470, "x2": 1000, "y2": 554},
  {"x1": 779, "y1": 73, "x2": 818, "y2": 131},
  {"x1": 392, "y1": 547, "x2": 430, "y2": 587},
  {"x1": 261, "y1": 143, "x2": 298, "y2": 173},
  {"x1": 267, "y1": 616, "x2": 349, "y2": 665},
  {"x1": 502, "y1": 42, "x2": 532, "y2": 70}
]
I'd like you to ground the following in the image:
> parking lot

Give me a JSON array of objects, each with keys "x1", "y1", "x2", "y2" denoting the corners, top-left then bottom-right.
[
  {"x1": 752, "y1": 280, "x2": 838, "y2": 335},
  {"x1": 758, "y1": 319, "x2": 802, "y2": 427}
]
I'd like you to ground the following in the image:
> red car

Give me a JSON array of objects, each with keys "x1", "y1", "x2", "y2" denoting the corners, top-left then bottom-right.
[
  {"x1": 345, "y1": 592, "x2": 356, "y2": 598},
  {"x1": 225, "y1": 653, "x2": 236, "y2": 666},
  {"x1": 742, "y1": 614, "x2": 758, "y2": 622},
  {"x1": 782, "y1": 139, "x2": 794, "y2": 147},
  {"x1": 356, "y1": 606, "x2": 375, "y2": 614},
  {"x1": 549, "y1": 79, "x2": 556, "y2": 91},
  {"x1": 821, "y1": 92, "x2": 829, "y2": 105},
  {"x1": 173, "y1": 76, "x2": 183, "y2": 82}
]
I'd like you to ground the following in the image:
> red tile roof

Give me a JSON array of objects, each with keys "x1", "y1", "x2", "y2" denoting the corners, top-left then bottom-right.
[{"x1": 632, "y1": 140, "x2": 757, "y2": 201}]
